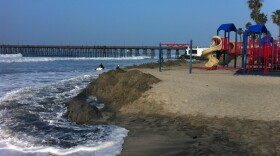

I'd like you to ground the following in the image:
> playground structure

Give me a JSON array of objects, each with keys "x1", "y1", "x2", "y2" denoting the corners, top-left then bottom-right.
[
  {"x1": 199, "y1": 23, "x2": 242, "y2": 69},
  {"x1": 242, "y1": 24, "x2": 279, "y2": 74},
  {"x1": 190, "y1": 23, "x2": 280, "y2": 74}
]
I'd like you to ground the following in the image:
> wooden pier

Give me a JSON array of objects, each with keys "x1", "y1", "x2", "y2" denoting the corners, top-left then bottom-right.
[{"x1": 0, "y1": 45, "x2": 188, "y2": 59}]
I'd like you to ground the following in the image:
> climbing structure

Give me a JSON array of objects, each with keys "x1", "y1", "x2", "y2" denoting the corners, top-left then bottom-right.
[
  {"x1": 242, "y1": 24, "x2": 280, "y2": 74},
  {"x1": 197, "y1": 23, "x2": 243, "y2": 69}
]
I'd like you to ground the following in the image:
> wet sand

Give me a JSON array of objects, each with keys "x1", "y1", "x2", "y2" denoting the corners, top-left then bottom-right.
[
  {"x1": 115, "y1": 114, "x2": 280, "y2": 155},
  {"x1": 114, "y1": 115, "x2": 248, "y2": 156}
]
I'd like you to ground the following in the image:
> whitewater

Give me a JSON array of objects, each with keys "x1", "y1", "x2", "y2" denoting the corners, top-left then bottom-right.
[{"x1": 0, "y1": 54, "x2": 155, "y2": 156}]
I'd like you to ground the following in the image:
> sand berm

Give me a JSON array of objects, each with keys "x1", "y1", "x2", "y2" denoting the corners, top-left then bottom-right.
[{"x1": 67, "y1": 60, "x2": 280, "y2": 156}]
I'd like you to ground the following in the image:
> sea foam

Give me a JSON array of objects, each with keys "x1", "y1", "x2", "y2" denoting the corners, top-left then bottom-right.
[
  {"x1": 0, "y1": 54, "x2": 150, "y2": 63},
  {"x1": 0, "y1": 125, "x2": 128, "y2": 156},
  {"x1": 0, "y1": 74, "x2": 128, "y2": 156}
]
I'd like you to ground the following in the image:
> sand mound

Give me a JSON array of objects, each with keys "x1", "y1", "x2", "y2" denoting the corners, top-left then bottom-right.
[
  {"x1": 67, "y1": 97, "x2": 103, "y2": 124},
  {"x1": 67, "y1": 69, "x2": 161, "y2": 124},
  {"x1": 81, "y1": 69, "x2": 160, "y2": 112}
]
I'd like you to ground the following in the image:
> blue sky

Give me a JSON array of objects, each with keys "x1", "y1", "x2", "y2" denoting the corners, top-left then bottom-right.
[{"x1": 0, "y1": 0, "x2": 279, "y2": 46}]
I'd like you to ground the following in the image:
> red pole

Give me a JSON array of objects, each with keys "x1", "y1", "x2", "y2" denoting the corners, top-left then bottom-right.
[
  {"x1": 276, "y1": 40, "x2": 278, "y2": 71},
  {"x1": 248, "y1": 36, "x2": 253, "y2": 72},
  {"x1": 264, "y1": 43, "x2": 269, "y2": 74}
]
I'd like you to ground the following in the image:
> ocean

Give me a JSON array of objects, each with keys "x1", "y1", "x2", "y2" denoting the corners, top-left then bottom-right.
[{"x1": 0, "y1": 54, "x2": 156, "y2": 156}]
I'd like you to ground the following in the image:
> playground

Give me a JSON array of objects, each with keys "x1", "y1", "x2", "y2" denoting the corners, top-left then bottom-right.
[
  {"x1": 158, "y1": 23, "x2": 280, "y2": 75},
  {"x1": 188, "y1": 23, "x2": 280, "y2": 75}
]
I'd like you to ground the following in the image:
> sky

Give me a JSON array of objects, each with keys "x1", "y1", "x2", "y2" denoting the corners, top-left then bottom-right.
[{"x1": 0, "y1": 0, "x2": 279, "y2": 47}]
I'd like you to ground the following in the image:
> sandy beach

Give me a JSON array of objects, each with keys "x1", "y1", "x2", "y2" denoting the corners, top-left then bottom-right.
[
  {"x1": 69, "y1": 60, "x2": 280, "y2": 155},
  {"x1": 122, "y1": 63, "x2": 280, "y2": 121}
]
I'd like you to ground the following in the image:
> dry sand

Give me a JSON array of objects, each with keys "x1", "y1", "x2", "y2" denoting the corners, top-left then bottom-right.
[
  {"x1": 122, "y1": 64, "x2": 280, "y2": 121},
  {"x1": 115, "y1": 62, "x2": 280, "y2": 155}
]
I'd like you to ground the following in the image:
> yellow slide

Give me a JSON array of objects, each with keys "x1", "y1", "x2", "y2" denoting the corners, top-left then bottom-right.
[{"x1": 201, "y1": 36, "x2": 222, "y2": 67}]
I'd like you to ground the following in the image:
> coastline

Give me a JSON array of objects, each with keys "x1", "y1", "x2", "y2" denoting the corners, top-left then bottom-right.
[{"x1": 68, "y1": 60, "x2": 280, "y2": 155}]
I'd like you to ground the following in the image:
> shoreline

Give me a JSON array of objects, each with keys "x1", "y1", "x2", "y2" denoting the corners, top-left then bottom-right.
[{"x1": 68, "y1": 60, "x2": 280, "y2": 155}]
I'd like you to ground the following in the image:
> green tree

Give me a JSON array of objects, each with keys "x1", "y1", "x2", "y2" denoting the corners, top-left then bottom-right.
[
  {"x1": 247, "y1": 0, "x2": 263, "y2": 11},
  {"x1": 245, "y1": 22, "x2": 253, "y2": 38},
  {"x1": 271, "y1": 10, "x2": 280, "y2": 41},
  {"x1": 257, "y1": 12, "x2": 267, "y2": 24},
  {"x1": 237, "y1": 28, "x2": 244, "y2": 42},
  {"x1": 247, "y1": 0, "x2": 267, "y2": 24},
  {"x1": 246, "y1": 22, "x2": 252, "y2": 30}
]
